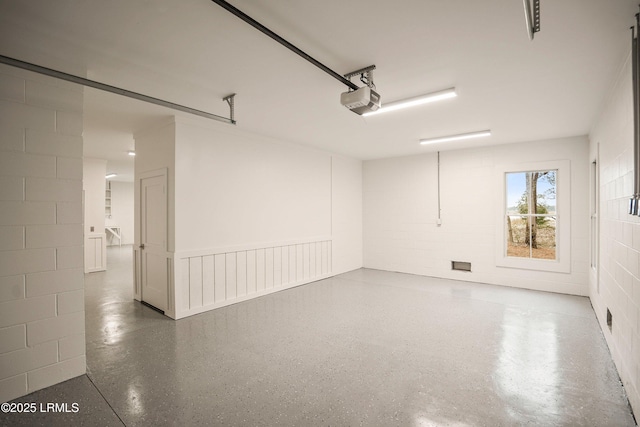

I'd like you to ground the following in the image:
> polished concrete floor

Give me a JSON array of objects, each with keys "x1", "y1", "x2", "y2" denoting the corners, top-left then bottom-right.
[{"x1": 1, "y1": 245, "x2": 637, "y2": 426}]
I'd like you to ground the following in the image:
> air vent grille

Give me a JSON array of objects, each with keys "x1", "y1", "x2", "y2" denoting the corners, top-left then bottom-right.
[{"x1": 451, "y1": 261, "x2": 471, "y2": 272}]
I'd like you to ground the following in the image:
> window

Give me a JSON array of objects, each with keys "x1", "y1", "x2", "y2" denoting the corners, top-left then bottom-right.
[
  {"x1": 496, "y1": 160, "x2": 570, "y2": 273},
  {"x1": 505, "y1": 170, "x2": 557, "y2": 260}
]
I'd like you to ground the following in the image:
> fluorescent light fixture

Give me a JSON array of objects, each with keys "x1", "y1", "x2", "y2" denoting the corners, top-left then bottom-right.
[
  {"x1": 105, "y1": 173, "x2": 117, "y2": 179},
  {"x1": 362, "y1": 88, "x2": 457, "y2": 117},
  {"x1": 419, "y1": 130, "x2": 492, "y2": 145},
  {"x1": 128, "y1": 150, "x2": 136, "y2": 156}
]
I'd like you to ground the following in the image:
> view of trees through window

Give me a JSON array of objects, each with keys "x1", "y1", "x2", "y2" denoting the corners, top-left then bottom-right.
[{"x1": 506, "y1": 170, "x2": 557, "y2": 260}]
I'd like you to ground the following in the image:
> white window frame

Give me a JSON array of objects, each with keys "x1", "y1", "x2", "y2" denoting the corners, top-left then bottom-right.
[{"x1": 495, "y1": 160, "x2": 571, "y2": 273}]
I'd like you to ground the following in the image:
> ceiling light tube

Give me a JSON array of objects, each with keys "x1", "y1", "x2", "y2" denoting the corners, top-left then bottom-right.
[
  {"x1": 419, "y1": 130, "x2": 492, "y2": 145},
  {"x1": 105, "y1": 173, "x2": 117, "y2": 179},
  {"x1": 362, "y1": 88, "x2": 457, "y2": 117},
  {"x1": 128, "y1": 151, "x2": 136, "y2": 156}
]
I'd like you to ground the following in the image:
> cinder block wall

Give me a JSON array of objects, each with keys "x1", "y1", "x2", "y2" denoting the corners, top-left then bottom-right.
[
  {"x1": 589, "y1": 54, "x2": 640, "y2": 415},
  {"x1": 0, "y1": 64, "x2": 85, "y2": 402}
]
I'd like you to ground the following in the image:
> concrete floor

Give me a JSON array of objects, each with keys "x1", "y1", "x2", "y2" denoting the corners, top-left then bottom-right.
[{"x1": 1, "y1": 245, "x2": 637, "y2": 426}]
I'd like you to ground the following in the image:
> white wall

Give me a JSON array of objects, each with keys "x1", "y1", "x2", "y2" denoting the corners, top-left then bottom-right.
[
  {"x1": 363, "y1": 136, "x2": 590, "y2": 295},
  {"x1": 134, "y1": 119, "x2": 176, "y2": 251},
  {"x1": 133, "y1": 119, "x2": 176, "y2": 307},
  {"x1": 83, "y1": 158, "x2": 106, "y2": 235},
  {"x1": 0, "y1": 64, "x2": 85, "y2": 402},
  {"x1": 83, "y1": 158, "x2": 106, "y2": 272},
  {"x1": 172, "y1": 117, "x2": 362, "y2": 319},
  {"x1": 332, "y1": 155, "x2": 363, "y2": 274},
  {"x1": 175, "y1": 119, "x2": 331, "y2": 250},
  {"x1": 108, "y1": 181, "x2": 134, "y2": 245},
  {"x1": 589, "y1": 53, "x2": 640, "y2": 414}
]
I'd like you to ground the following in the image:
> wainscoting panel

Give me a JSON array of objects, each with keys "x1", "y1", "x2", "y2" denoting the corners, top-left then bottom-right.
[
  {"x1": 174, "y1": 238, "x2": 333, "y2": 319},
  {"x1": 203, "y1": 255, "x2": 215, "y2": 306},
  {"x1": 214, "y1": 254, "x2": 226, "y2": 303},
  {"x1": 85, "y1": 233, "x2": 106, "y2": 273},
  {"x1": 189, "y1": 257, "x2": 203, "y2": 309},
  {"x1": 237, "y1": 251, "x2": 247, "y2": 298}
]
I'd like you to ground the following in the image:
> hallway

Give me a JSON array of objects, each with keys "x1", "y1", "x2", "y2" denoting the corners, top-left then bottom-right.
[{"x1": 1, "y1": 246, "x2": 636, "y2": 426}]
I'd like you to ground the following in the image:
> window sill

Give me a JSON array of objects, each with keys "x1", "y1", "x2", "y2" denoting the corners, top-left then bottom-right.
[{"x1": 496, "y1": 256, "x2": 570, "y2": 273}]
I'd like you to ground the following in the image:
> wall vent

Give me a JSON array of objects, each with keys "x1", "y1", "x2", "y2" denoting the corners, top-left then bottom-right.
[
  {"x1": 607, "y1": 308, "x2": 613, "y2": 332},
  {"x1": 451, "y1": 261, "x2": 471, "y2": 272}
]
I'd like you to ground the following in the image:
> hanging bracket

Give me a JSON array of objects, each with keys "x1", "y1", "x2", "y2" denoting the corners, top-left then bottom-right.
[
  {"x1": 523, "y1": 0, "x2": 541, "y2": 40},
  {"x1": 223, "y1": 93, "x2": 236, "y2": 124},
  {"x1": 344, "y1": 65, "x2": 376, "y2": 91}
]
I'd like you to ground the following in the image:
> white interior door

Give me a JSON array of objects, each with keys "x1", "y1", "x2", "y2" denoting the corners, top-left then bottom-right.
[{"x1": 140, "y1": 172, "x2": 168, "y2": 312}]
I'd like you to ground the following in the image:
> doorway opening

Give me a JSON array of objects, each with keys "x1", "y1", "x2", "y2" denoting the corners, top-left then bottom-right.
[{"x1": 82, "y1": 88, "x2": 174, "y2": 370}]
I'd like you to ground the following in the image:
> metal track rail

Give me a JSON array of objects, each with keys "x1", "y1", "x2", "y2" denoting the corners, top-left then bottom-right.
[
  {"x1": 0, "y1": 54, "x2": 235, "y2": 124},
  {"x1": 210, "y1": 0, "x2": 359, "y2": 91}
]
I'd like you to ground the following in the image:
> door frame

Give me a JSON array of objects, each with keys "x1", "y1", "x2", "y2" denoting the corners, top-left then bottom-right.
[{"x1": 590, "y1": 148, "x2": 600, "y2": 294}]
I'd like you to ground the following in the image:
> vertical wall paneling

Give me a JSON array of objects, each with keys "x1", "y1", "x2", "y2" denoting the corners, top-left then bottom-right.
[
  {"x1": 256, "y1": 248, "x2": 266, "y2": 291},
  {"x1": 189, "y1": 257, "x2": 203, "y2": 308},
  {"x1": 167, "y1": 257, "x2": 175, "y2": 315},
  {"x1": 174, "y1": 239, "x2": 332, "y2": 318},
  {"x1": 303, "y1": 243, "x2": 310, "y2": 280},
  {"x1": 214, "y1": 254, "x2": 226, "y2": 303},
  {"x1": 96, "y1": 236, "x2": 104, "y2": 269},
  {"x1": 322, "y1": 241, "x2": 329, "y2": 275},
  {"x1": 296, "y1": 244, "x2": 304, "y2": 281},
  {"x1": 265, "y1": 248, "x2": 274, "y2": 289},
  {"x1": 85, "y1": 234, "x2": 106, "y2": 273},
  {"x1": 236, "y1": 251, "x2": 247, "y2": 297},
  {"x1": 179, "y1": 258, "x2": 190, "y2": 312},
  {"x1": 274, "y1": 247, "x2": 282, "y2": 287},
  {"x1": 202, "y1": 255, "x2": 215, "y2": 306},
  {"x1": 289, "y1": 246, "x2": 296, "y2": 283},
  {"x1": 246, "y1": 250, "x2": 257, "y2": 294},
  {"x1": 225, "y1": 253, "x2": 237, "y2": 300},
  {"x1": 310, "y1": 243, "x2": 317, "y2": 278},
  {"x1": 282, "y1": 247, "x2": 290, "y2": 284}
]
